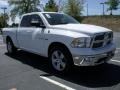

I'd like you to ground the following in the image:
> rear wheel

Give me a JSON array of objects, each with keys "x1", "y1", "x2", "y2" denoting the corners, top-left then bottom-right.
[
  {"x1": 49, "y1": 46, "x2": 73, "y2": 73},
  {"x1": 7, "y1": 39, "x2": 17, "y2": 55}
]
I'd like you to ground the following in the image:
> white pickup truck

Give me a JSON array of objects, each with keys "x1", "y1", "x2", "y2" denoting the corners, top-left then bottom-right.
[{"x1": 3, "y1": 12, "x2": 116, "y2": 72}]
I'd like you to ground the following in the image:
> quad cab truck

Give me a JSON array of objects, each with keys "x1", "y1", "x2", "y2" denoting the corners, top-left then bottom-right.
[{"x1": 2, "y1": 12, "x2": 116, "y2": 73}]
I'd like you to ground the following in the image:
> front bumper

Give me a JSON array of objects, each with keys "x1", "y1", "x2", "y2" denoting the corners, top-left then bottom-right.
[{"x1": 70, "y1": 44, "x2": 116, "y2": 66}]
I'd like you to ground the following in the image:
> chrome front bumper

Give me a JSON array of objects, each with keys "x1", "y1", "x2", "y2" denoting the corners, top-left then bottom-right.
[{"x1": 73, "y1": 49, "x2": 115, "y2": 66}]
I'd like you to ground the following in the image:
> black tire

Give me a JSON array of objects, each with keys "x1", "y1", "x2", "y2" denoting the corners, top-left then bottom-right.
[
  {"x1": 49, "y1": 46, "x2": 73, "y2": 73},
  {"x1": 7, "y1": 39, "x2": 17, "y2": 55}
]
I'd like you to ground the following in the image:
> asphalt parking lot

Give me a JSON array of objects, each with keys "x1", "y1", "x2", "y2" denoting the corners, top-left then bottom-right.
[{"x1": 0, "y1": 32, "x2": 120, "y2": 90}]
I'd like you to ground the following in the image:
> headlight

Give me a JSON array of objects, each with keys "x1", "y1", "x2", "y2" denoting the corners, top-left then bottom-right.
[{"x1": 71, "y1": 38, "x2": 87, "y2": 48}]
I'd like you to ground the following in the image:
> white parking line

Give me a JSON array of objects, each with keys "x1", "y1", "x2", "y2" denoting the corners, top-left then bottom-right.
[
  {"x1": 9, "y1": 88, "x2": 17, "y2": 90},
  {"x1": 40, "y1": 76, "x2": 76, "y2": 90},
  {"x1": 115, "y1": 48, "x2": 120, "y2": 53},
  {"x1": 115, "y1": 49, "x2": 119, "y2": 53},
  {"x1": 117, "y1": 48, "x2": 120, "y2": 50},
  {"x1": 111, "y1": 59, "x2": 120, "y2": 63},
  {"x1": 115, "y1": 51, "x2": 118, "y2": 54},
  {"x1": 114, "y1": 36, "x2": 120, "y2": 38}
]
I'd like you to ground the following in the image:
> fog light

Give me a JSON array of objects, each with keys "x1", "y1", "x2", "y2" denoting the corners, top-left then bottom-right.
[
  {"x1": 84, "y1": 57, "x2": 90, "y2": 61},
  {"x1": 73, "y1": 56, "x2": 84, "y2": 66},
  {"x1": 74, "y1": 56, "x2": 80, "y2": 60}
]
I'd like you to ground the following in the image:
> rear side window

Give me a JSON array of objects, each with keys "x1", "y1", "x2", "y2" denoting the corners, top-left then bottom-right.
[{"x1": 20, "y1": 15, "x2": 31, "y2": 27}]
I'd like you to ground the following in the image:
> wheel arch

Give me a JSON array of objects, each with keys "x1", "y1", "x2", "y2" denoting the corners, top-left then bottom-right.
[
  {"x1": 48, "y1": 42, "x2": 72, "y2": 58},
  {"x1": 6, "y1": 36, "x2": 12, "y2": 43}
]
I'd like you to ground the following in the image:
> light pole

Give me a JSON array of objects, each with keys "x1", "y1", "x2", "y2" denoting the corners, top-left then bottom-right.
[
  {"x1": 1, "y1": 7, "x2": 7, "y2": 27},
  {"x1": 39, "y1": 4, "x2": 44, "y2": 12},
  {"x1": 87, "y1": 3, "x2": 88, "y2": 16},
  {"x1": 58, "y1": 0, "x2": 62, "y2": 12},
  {"x1": 100, "y1": 3, "x2": 105, "y2": 16}
]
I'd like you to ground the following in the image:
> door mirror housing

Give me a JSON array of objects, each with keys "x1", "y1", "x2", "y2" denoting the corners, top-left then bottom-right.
[{"x1": 39, "y1": 25, "x2": 46, "y2": 29}]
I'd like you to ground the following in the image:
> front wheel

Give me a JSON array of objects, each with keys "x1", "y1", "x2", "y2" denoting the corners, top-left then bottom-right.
[{"x1": 49, "y1": 46, "x2": 73, "y2": 73}]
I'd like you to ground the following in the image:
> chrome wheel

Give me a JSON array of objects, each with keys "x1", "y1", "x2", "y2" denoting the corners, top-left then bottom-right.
[{"x1": 51, "y1": 50, "x2": 66, "y2": 71}]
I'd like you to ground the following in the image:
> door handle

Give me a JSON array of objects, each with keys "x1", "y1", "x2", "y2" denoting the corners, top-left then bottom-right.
[{"x1": 26, "y1": 31, "x2": 32, "y2": 33}]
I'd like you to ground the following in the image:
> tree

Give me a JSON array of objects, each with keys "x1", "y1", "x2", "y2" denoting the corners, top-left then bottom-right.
[
  {"x1": 65, "y1": 0, "x2": 84, "y2": 17},
  {"x1": 44, "y1": 0, "x2": 58, "y2": 12},
  {"x1": 105, "y1": 0, "x2": 120, "y2": 15},
  {"x1": 8, "y1": 0, "x2": 41, "y2": 21},
  {"x1": 0, "y1": 13, "x2": 9, "y2": 30}
]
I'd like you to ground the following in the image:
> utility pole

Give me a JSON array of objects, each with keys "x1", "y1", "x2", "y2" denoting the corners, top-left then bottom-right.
[
  {"x1": 58, "y1": 0, "x2": 62, "y2": 12},
  {"x1": 100, "y1": 3, "x2": 105, "y2": 16},
  {"x1": 40, "y1": 4, "x2": 44, "y2": 12},
  {"x1": 87, "y1": 3, "x2": 88, "y2": 16},
  {"x1": 1, "y1": 7, "x2": 7, "y2": 27}
]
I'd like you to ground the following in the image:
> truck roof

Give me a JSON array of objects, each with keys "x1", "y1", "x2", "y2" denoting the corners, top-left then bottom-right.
[{"x1": 22, "y1": 12, "x2": 63, "y2": 16}]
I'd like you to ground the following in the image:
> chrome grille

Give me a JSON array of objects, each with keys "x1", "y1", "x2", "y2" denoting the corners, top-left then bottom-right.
[{"x1": 92, "y1": 32, "x2": 113, "y2": 48}]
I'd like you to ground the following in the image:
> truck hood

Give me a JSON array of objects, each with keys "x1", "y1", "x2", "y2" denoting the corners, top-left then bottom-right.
[{"x1": 51, "y1": 24, "x2": 111, "y2": 35}]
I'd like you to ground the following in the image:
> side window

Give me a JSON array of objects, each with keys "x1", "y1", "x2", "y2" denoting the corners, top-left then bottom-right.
[
  {"x1": 30, "y1": 14, "x2": 44, "y2": 26},
  {"x1": 20, "y1": 15, "x2": 31, "y2": 27}
]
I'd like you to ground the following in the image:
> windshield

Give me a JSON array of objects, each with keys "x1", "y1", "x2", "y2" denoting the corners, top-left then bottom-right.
[{"x1": 43, "y1": 13, "x2": 79, "y2": 25}]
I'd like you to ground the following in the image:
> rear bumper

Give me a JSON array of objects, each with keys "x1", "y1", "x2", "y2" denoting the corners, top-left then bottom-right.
[{"x1": 70, "y1": 43, "x2": 116, "y2": 66}]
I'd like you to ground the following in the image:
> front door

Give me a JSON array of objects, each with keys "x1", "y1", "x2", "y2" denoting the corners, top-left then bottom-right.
[{"x1": 17, "y1": 14, "x2": 45, "y2": 54}]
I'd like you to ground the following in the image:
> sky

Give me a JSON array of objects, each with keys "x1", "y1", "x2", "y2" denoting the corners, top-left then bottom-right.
[{"x1": 0, "y1": 0, "x2": 120, "y2": 24}]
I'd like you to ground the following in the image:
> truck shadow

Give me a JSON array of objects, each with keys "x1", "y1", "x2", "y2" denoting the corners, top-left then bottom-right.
[{"x1": 5, "y1": 50, "x2": 120, "y2": 88}]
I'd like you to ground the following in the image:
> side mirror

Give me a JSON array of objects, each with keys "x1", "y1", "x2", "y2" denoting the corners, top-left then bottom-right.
[{"x1": 40, "y1": 25, "x2": 46, "y2": 29}]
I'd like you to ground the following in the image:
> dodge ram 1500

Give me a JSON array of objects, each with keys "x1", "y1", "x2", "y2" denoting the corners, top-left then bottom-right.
[{"x1": 2, "y1": 12, "x2": 116, "y2": 72}]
